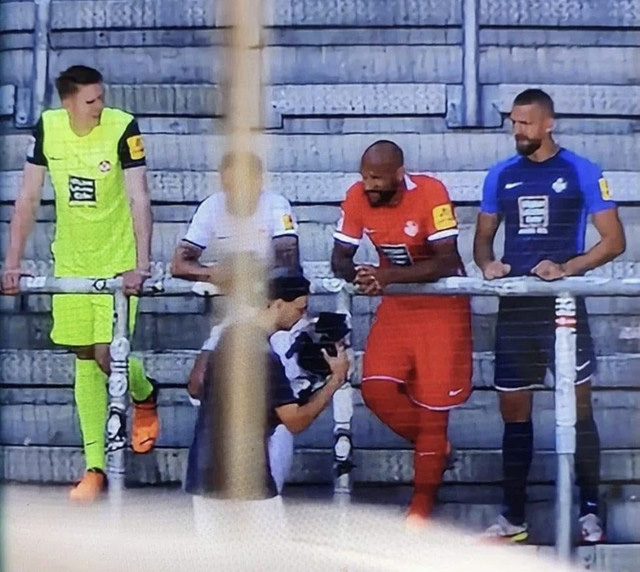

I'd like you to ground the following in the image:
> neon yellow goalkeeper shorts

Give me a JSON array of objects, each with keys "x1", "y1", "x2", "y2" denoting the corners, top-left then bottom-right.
[{"x1": 50, "y1": 294, "x2": 138, "y2": 347}]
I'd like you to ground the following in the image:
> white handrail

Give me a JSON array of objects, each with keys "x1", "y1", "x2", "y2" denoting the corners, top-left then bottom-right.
[{"x1": 15, "y1": 274, "x2": 640, "y2": 297}]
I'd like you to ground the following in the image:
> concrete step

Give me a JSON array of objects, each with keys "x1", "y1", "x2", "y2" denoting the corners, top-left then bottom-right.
[
  {"x1": 1, "y1": 387, "x2": 640, "y2": 449},
  {"x1": 2, "y1": 169, "x2": 638, "y2": 203},
  {"x1": 3, "y1": 349, "x2": 640, "y2": 390},
  {"x1": 3, "y1": 445, "x2": 640, "y2": 487}
]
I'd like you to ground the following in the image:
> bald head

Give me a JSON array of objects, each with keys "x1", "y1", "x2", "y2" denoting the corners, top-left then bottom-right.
[
  {"x1": 359, "y1": 140, "x2": 405, "y2": 207},
  {"x1": 361, "y1": 140, "x2": 404, "y2": 170}
]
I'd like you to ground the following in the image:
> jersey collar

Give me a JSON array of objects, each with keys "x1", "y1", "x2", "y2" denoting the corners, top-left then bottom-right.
[{"x1": 404, "y1": 174, "x2": 417, "y2": 190}]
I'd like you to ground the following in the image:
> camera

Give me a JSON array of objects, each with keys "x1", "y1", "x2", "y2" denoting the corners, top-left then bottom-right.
[{"x1": 287, "y1": 312, "x2": 350, "y2": 379}]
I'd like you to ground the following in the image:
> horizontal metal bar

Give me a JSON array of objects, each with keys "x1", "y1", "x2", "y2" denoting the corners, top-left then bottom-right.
[
  {"x1": 12, "y1": 275, "x2": 640, "y2": 298},
  {"x1": 384, "y1": 276, "x2": 640, "y2": 297}
]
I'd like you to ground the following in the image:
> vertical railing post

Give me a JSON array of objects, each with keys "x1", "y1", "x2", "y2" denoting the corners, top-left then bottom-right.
[
  {"x1": 554, "y1": 293, "x2": 578, "y2": 561},
  {"x1": 106, "y1": 287, "x2": 130, "y2": 516},
  {"x1": 333, "y1": 286, "x2": 354, "y2": 496},
  {"x1": 461, "y1": 0, "x2": 480, "y2": 127}
]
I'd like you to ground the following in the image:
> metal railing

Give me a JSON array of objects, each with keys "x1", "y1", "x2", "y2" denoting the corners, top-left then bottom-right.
[{"x1": 14, "y1": 274, "x2": 640, "y2": 560}]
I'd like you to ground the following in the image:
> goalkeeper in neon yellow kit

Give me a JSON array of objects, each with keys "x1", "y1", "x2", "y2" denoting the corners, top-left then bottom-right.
[{"x1": 1, "y1": 65, "x2": 159, "y2": 502}]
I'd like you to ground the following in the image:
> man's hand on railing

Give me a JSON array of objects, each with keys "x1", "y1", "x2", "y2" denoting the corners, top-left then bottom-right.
[
  {"x1": 119, "y1": 268, "x2": 152, "y2": 297},
  {"x1": 0, "y1": 267, "x2": 32, "y2": 295},
  {"x1": 481, "y1": 261, "x2": 511, "y2": 280},
  {"x1": 531, "y1": 260, "x2": 566, "y2": 282},
  {"x1": 354, "y1": 265, "x2": 383, "y2": 296}
]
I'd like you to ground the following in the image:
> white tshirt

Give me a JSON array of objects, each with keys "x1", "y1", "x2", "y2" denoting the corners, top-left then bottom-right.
[{"x1": 183, "y1": 190, "x2": 298, "y2": 264}]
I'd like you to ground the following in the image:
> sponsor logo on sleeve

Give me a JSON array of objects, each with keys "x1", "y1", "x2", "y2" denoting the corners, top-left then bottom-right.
[
  {"x1": 282, "y1": 213, "x2": 294, "y2": 231},
  {"x1": 598, "y1": 177, "x2": 612, "y2": 200},
  {"x1": 432, "y1": 204, "x2": 456, "y2": 231},
  {"x1": 126, "y1": 135, "x2": 145, "y2": 160}
]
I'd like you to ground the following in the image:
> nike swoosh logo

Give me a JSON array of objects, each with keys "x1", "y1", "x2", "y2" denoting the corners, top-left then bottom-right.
[
  {"x1": 505, "y1": 182, "x2": 523, "y2": 189},
  {"x1": 576, "y1": 360, "x2": 591, "y2": 371},
  {"x1": 448, "y1": 388, "x2": 464, "y2": 397}
]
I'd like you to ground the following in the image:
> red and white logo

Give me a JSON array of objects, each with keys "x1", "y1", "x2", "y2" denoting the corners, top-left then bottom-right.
[
  {"x1": 99, "y1": 160, "x2": 111, "y2": 173},
  {"x1": 404, "y1": 220, "x2": 418, "y2": 237}
]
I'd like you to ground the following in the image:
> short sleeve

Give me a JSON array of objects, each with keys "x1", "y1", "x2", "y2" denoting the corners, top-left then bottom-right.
[
  {"x1": 480, "y1": 165, "x2": 501, "y2": 215},
  {"x1": 26, "y1": 118, "x2": 47, "y2": 167},
  {"x1": 183, "y1": 196, "x2": 216, "y2": 250},
  {"x1": 269, "y1": 351, "x2": 297, "y2": 409},
  {"x1": 268, "y1": 193, "x2": 298, "y2": 238},
  {"x1": 576, "y1": 160, "x2": 616, "y2": 214},
  {"x1": 333, "y1": 185, "x2": 364, "y2": 246},
  {"x1": 423, "y1": 179, "x2": 459, "y2": 242},
  {"x1": 117, "y1": 119, "x2": 147, "y2": 169},
  {"x1": 270, "y1": 320, "x2": 309, "y2": 382}
]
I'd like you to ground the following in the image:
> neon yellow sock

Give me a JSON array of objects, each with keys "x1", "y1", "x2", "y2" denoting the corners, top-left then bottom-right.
[
  {"x1": 129, "y1": 356, "x2": 153, "y2": 402},
  {"x1": 74, "y1": 358, "x2": 107, "y2": 471}
]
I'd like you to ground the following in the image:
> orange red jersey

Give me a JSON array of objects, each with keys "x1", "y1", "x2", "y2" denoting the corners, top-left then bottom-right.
[{"x1": 334, "y1": 173, "x2": 465, "y2": 310}]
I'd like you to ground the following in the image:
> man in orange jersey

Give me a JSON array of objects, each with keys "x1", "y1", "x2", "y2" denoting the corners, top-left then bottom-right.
[{"x1": 331, "y1": 140, "x2": 472, "y2": 526}]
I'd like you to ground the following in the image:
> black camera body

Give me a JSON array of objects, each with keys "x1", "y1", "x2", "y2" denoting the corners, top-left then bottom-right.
[{"x1": 287, "y1": 312, "x2": 350, "y2": 379}]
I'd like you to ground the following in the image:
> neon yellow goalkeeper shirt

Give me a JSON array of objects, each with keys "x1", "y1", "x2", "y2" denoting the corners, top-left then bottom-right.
[{"x1": 26, "y1": 107, "x2": 146, "y2": 277}]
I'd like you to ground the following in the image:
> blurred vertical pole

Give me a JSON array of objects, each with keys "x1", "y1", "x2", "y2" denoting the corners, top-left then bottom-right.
[
  {"x1": 554, "y1": 294, "x2": 578, "y2": 561},
  {"x1": 220, "y1": 0, "x2": 267, "y2": 501}
]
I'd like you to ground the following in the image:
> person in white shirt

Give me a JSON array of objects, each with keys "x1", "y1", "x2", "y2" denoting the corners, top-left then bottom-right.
[{"x1": 171, "y1": 151, "x2": 302, "y2": 493}]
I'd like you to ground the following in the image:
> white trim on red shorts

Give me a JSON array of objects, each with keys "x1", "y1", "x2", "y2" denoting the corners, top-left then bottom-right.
[
  {"x1": 362, "y1": 375, "x2": 467, "y2": 410},
  {"x1": 361, "y1": 375, "x2": 405, "y2": 385},
  {"x1": 407, "y1": 392, "x2": 464, "y2": 411}
]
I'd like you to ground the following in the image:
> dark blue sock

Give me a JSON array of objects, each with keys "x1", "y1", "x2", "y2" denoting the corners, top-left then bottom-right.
[
  {"x1": 502, "y1": 421, "x2": 533, "y2": 525},
  {"x1": 575, "y1": 416, "x2": 601, "y2": 517}
]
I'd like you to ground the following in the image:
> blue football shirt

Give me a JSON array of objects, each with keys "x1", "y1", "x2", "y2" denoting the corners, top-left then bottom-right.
[{"x1": 480, "y1": 148, "x2": 616, "y2": 276}]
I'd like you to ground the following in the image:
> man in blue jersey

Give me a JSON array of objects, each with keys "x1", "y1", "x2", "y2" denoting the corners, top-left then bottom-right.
[{"x1": 474, "y1": 89, "x2": 625, "y2": 543}]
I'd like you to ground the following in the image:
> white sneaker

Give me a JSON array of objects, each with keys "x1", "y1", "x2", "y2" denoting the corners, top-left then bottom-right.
[
  {"x1": 483, "y1": 514, "x2": 529, "y2": 543},
  {"x1": 579, "y1": 513, "x2": 604, "y2": 544}
]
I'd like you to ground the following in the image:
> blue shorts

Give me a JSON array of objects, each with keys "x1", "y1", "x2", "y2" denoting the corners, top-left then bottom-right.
[{"x1": 494, "y1": 297, "x2": 596, "y2": 392}]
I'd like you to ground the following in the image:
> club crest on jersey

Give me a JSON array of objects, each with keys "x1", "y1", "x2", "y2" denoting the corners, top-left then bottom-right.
[
  {"x1": 552, "y1": 177, "x2": 567, "y2": 193},
  {"x1": 404, "y1": 220, "x2": 419, "y2": 237},
  {"x1": 99, "y1": 160, "x2": 111, "y2": 173}
]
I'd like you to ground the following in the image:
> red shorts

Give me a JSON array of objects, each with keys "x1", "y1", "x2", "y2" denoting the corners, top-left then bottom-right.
[{"x1": 362, "y1": 296, "x2": 473, "y2": 410}]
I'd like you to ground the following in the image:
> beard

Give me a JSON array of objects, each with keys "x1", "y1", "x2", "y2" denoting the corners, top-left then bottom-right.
[
  {"x1": 365, "y1": 189, "x2": 397, "y2": 207},
  {"x1": 515, "y1": 137, "x2": 542, "y2": 156}
]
